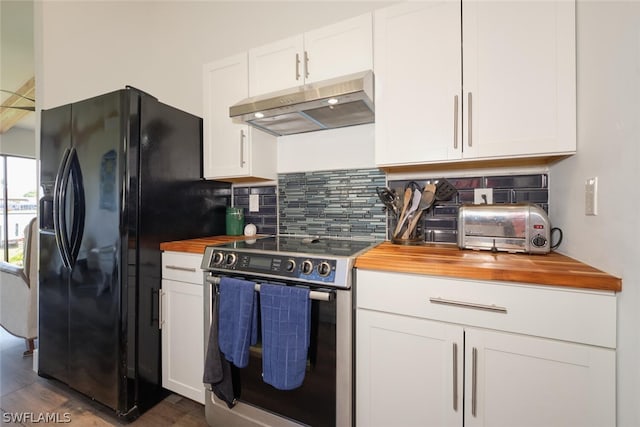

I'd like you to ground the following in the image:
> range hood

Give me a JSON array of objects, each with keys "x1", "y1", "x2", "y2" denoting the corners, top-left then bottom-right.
[{"x1": 229, "y1": 70, "x2": 374, "y2": 137}]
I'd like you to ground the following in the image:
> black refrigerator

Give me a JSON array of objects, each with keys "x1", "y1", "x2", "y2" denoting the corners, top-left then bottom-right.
[{"x1": 38, "y1": 87, "x2": 230, "y2": 418}]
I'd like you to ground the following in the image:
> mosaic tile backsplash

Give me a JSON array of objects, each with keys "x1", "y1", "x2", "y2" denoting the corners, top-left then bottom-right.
[
  {"x1": 388, "y1": 173, "x2": 549, "y2": 244},
  {"x1": 233, "y1": 171, "x2": 548, "y2": 245},
  {"x1": 234, "y1": 169, "x2": 386, "y2": 239},
  {"x1": 279, "y1": 168, "x2": 386, "y2": 240}
]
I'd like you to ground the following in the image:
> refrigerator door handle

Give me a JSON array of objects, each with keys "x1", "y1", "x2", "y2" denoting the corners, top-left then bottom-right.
[
  {"x1": 53, "y1": 148, "x2": 73, "y2": 269},
  {"x1": 68, "y1": 149, "x2": 85, "y2": 267},
  {"x1": 151, "y1": 288, "x2": 160, "y2": 327}
]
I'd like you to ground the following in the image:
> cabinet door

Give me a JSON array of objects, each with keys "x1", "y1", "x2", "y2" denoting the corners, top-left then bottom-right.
[
  {"x1": 374, "y1": 1, "x2": 462, "y2": 166},
  {"x1": 356, "y1": 309, "x2": 463, "y2": 427},
  {"x1": 462, "y1": 0, "x2": 576, "y2": 159},
  {"x1": 161, "y1": 279, "x2": 205, "y2": 404},
  {"x1": 249, "y1": 35, "x2": 304, "y2": 95},
  {"x1": 464, "y1": 328, "x2": 615, "y2": 427},
  {"x1": 203, "y1": 54, "x2": 251, "y2": 179},
  {"x1": 303, "y1": 12, "x2": 372, "y2": 84}
]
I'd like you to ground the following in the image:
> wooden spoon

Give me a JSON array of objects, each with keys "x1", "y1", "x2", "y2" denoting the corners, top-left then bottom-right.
[
  {"x1": 402, "y1": 184, "x2": 437, "y2": 239},
  {"x1": 393, "y1": 187, "x2": 414, "y2": 238}
]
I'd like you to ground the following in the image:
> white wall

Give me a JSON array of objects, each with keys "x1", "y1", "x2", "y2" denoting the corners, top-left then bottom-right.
[
  {"x1": 550, "y1": 2, "x2": 640, "y2": 426},
  {"x1": 0, "y1": 127, "x2": 36, "y2": 157},
  {"x1": 36, "y1": 1, "x2": 391, "y2": 113}
]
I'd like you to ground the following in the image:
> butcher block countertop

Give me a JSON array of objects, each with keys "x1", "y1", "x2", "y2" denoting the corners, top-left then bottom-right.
[
  {"x1": 160, "y1": 235, "x2": 260, "y2": 254},
  {"x1": 355, "y1": 242, "x2": 622, "y2": 292},
  {"x1": 161, "y1": 237, "x2": 621, "y2": 292}
]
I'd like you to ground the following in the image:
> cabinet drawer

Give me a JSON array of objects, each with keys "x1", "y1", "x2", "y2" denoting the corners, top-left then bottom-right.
[
  {"x1": 356, "y1": 269, "x2": 616, "y2": 348},
  {"x1": 162, "y1": 251, "x2": 203, "y2": 284}
]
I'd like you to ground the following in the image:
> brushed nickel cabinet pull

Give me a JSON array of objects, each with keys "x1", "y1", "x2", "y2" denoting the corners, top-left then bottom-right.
[
  {"x1": 453, "y1": 342, "x2": 458, "y2": 411},
  {"x1": 472, "y1": 347, "x2": 478, "y2": 417},
  {"x1": 295, "y1": 53, "x2": 301, "y2": 80},
  {"x1": 467, "y1": 92, "x2": 473, "y2": 147},
  {"x1": 166, "y1": 265, "x2": 197, "y2": 273},
  {"x1": 240, "y1": 129, "x2": 246, "y2": 167},
  {"x1": 429, "y1": 297, "x2": 507, "y2": 314},
  {"x1": 158, "y1": 289, "x2": 164, "y2": 330},
  {"x1": 454, "y1": 95, "x2": 459, "y2": 149},
  {"x1": 304, "y1": 51, "x2": 310, "y2": 79}
]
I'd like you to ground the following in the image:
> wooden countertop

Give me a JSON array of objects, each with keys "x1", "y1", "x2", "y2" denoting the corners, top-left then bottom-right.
[
  {"x1": 160, "y1": 235, "x2": 262, "y2": 254},
  {"x1": 355, "y1": 242, "x2": 622, "y2": 292},
  {"x1": 161, "y1": 236, "x2": 621, "y2": 292}
]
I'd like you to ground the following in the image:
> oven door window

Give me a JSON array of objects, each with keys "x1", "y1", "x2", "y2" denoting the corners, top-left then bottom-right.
[{"x1": 236, "y1": 294, "x2": 337, "y2": 426}]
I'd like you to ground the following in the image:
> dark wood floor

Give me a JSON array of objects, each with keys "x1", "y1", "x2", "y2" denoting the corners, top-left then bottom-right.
[{"x1": 0, "y1": 329, "x2": 208, "y2": 426}]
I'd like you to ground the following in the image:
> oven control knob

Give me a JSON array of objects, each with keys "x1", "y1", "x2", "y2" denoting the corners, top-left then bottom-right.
[
  {"x1": 285, "y1": 259, "x2": 296, "y2": 272},
  {"x1": 225, "y1": 253, "x2": 237, "y2": 266},
  {"x1": 318, "y1": 261, "x2": 331, "y2": 277},
  {"x1": 212, "y1": 251, "x2": 224, "y2": 265},
  {"x1": 301, "y1": 260, "x2": 314, "y2": 275}
]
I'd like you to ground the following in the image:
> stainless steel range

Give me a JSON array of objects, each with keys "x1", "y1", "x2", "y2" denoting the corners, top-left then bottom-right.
[{"x1": 201, "y1": 235, "x2": 377, "y2": 427}]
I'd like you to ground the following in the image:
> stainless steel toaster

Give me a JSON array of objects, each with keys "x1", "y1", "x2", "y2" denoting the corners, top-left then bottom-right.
[{"x1": 457, "y1": 203, "x2": 551, "y2": 254}]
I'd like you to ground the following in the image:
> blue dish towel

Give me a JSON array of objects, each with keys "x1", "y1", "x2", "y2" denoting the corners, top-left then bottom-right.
[
  {"x1": 260, "y1": 283, "x2": 311, "y2": 390},
  {"x1": 218, "y1": 277, "x2": 258, "y2": 368}
]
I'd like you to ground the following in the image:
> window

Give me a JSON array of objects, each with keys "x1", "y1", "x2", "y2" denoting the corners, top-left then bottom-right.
[{"x1": 0, "y1": 155, "x2": 37, "y2": 265}]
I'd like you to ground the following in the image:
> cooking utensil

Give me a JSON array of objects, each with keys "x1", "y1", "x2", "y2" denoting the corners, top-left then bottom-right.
[
  {"x1": 434, "y1": 178, "x2": 458, "y2": 202},
  {"x1": 376, "y1": 186, "x2": 399, "y2": 217},
  {"x1": 404, "y1": 180, "x2": 421, "y2": 192},
  {"x1": 402, "y1": 184, "x2": 437, "y2": 239},
  {"x1": 393, "y1": 187, "x2": 414, "y2": 238},
  {"x1": 394, "y1": 188, "x2": 422, "y2": 239}
]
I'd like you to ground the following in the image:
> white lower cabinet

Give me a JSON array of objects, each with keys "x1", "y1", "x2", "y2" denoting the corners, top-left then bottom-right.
[
  {"x1": 356, "y1": 270, "x2": 616, "y2": 427},
  {"x1": 161, "y1": 252, "x2": 205, "y2": 404},
  {"x1": 357, "y1": 310, "x2": 462, "y2": 427},
  {"x1": 464, "y1": 328, "x2": 614, "y2": 427}
]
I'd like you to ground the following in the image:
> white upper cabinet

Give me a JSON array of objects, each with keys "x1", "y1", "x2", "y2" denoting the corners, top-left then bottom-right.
[
  {"x1": 462, "y1": 0, "x2": 576, "y2": 159},
  {"x1": 303, "y1": 13, "x2": 373, "y2": 84},
  {"x1": 249, "y1": 35, "x2": 304, "y2": 96},
  {"x1": 203, "y1": 54, "x2": 277, "y2": 181},
  {"x1": 249, "y1": 12, "x2": 373, "y2": 96},
  {"x1": 374, "y1": 0, "x2": 576, "y2": 167},
  {"x1": 374, "y1": 1, "x2": 462, "y2": 165}
]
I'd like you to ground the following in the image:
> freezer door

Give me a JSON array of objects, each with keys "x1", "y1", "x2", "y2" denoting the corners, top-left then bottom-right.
[{"x1": 38, "y1": 105, "x2": 72, "y2": 383}]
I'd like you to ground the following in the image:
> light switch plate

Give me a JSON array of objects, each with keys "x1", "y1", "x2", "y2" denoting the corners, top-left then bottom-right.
[{"x1": 249, "y1": 194, "x2": 260, "y2": 212}]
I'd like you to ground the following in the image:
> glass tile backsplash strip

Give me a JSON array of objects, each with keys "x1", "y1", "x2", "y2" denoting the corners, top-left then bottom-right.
[
  {"x1": 388, "y1": 173, "x2": 549, "y2": 244},
  {"x1": 279, "y1": 168, "x2": 387, "y2": 240}
]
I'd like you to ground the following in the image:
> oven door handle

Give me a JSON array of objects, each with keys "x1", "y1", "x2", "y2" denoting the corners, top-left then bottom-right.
[{"x1": 205, "y1": 275, "x2": 335, "y2": 302}]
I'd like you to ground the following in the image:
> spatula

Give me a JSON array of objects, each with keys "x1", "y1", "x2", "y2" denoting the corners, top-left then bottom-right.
[
  {"x1": 402, "y1": 184, "x2": 437, "y2": 239},
  {"x1": 394, "y1": 188, "x2": 422, "y2": 239},
  {"x1": 434, "y1": 178, "x2": 458, "y2": 202}
]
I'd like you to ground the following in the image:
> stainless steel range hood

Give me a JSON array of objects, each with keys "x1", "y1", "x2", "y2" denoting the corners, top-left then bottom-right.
[{"x1": 229, "y1": 70, "x2": 374, "y2": 137}]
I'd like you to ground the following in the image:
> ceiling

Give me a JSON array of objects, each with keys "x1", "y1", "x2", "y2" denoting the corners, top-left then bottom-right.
[{"x1": 1, "y1": 0, "x2": 35, "y2": 132}]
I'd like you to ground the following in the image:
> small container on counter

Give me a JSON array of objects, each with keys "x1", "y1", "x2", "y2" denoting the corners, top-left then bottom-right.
[
  {"x1": 225, "y1": 207, "x2": 245, "y2": 236},
  {"x1": 391, "y1": 211, "x2": 424, "y2": 245}
]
